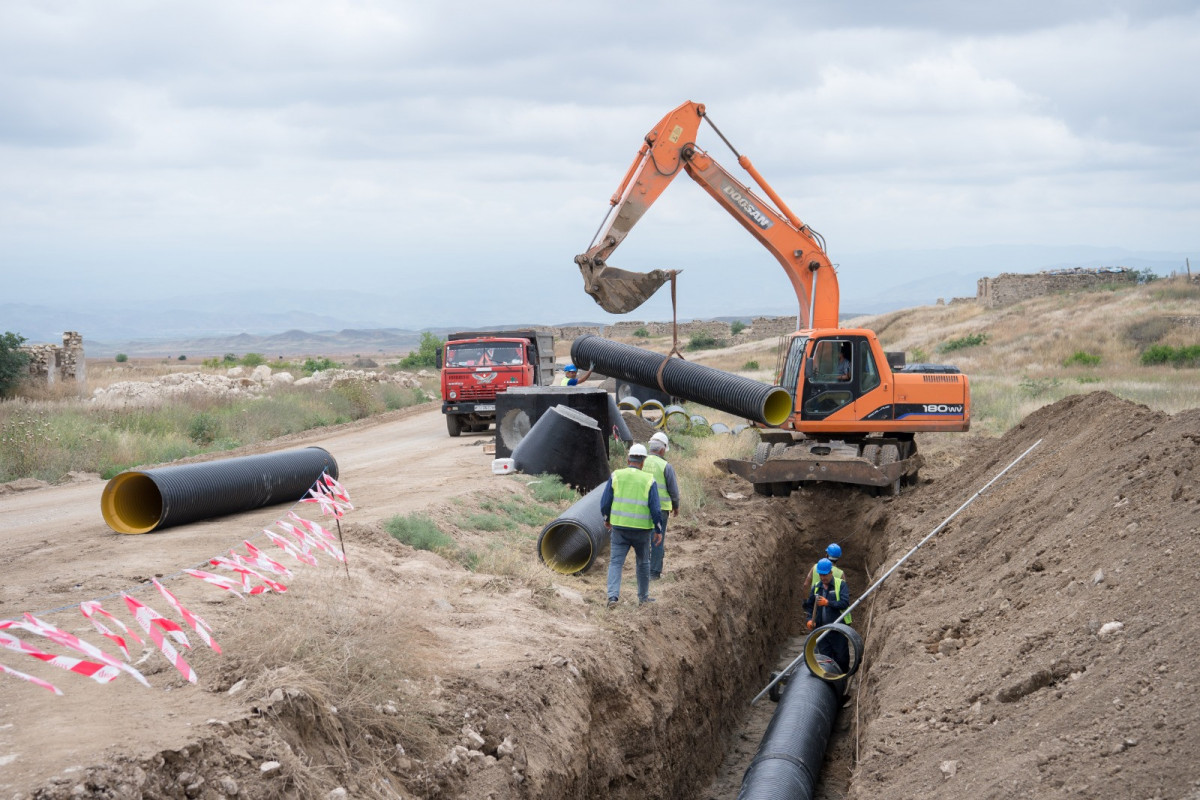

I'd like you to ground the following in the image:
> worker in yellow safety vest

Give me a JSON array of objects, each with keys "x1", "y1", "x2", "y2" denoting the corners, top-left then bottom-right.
[
  {"x1": 643, "y1": 431, "x2": 680, "y2": 580},
  {"x1": 601, "y1": 443, "x2": 664, "y2": 608},
  {"x1": 804, "y1": 558, "x2": 851, "y2": 671},
  {"x1": 805, "y1": 543, "x2": 851, "y2": 623}
]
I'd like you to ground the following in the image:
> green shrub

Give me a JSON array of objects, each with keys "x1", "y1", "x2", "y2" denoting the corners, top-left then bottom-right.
[
  {"x1": 385, "y1": 513, "x2": 454, "y2": 552},
  {"x1": 115, "y1": 353, "x2": 128, "y2": 363},
  {"x1": 633, "y1": 328, "x2": 650, "y2": 338},
  {"x1": 1136, "y1": 268, "x2": 1160, "y2": 284},
  {"x1": 939, "y1": 333, "x2": 988, "y2": 353},
  {"x1": 1063, "y1": 351, "x2": 1101, "y2": 367},
  {"x1": 1141, "y1": 344, "x2": 1200, "y2": 367},
  {"x1": 743, "y1": 360, "x2": 760, "y2": 370},
  {"x1": 1077, "y1": 376, "x2": 1101, "y2": 384},
  {"x1": 302, "y1": 357, "x2": 338, "y2": 375},
  {"x1": 1019, "y1": 376, "x2": 1061, "y2": 398},
  {"x1": 459, "y1": 512, "x2": 513, "y2": 532},
  {"x1": 222, "y1": 353, "x2": 238, "y2": 364},
  {"x1": 399, "y1": 332, "x2": 444, "y2": 369},
  {"x1": 241, "y1": 353, "x2": 266, "y2": 367},
  {"x1": 330, "y1": 380, "x2": 383, "y2": 419},
  {"x1": 178, "y1": 355, "x2": 187, "y2": 361},
  {"x1": 527, "y1": 474, "x2": 579, "y2": 504},
  {"x1": 730, "y1": 320, "x2": 747, "y2": 336},
  {"x1": 0, "y1": 332, "x2": 30, "y2": 398},
  {"x1": 687, "y1": 332, "x2": 720, "y2": 350},
  {"x1": 910, "y1": 347, "x2": 929, "y2": 363},
  {"x1": 187, "y1": 412, "x2": 221, "y2": 445}
]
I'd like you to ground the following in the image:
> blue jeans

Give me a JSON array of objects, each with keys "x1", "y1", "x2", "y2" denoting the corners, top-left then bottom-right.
[
  {"x1": 607, "y1": 526, "x2": 653, "y2": 603},
  {"x1": 650, "y1": 516, "x2": 669, "y2": 577}
]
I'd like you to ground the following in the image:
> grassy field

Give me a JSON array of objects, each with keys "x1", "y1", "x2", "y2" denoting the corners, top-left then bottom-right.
[{"x1": 0, "y1": 358, "x2": 439, "y2": 483}]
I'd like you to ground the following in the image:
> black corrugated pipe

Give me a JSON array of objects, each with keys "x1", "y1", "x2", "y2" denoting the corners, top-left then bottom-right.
[
  {"x1": 512, "y1": 405, "x2": 611, "y2": 493},
  {"x1": 607, "y1": 393, "x2": 633, "y2": 443},
  {"x1": 736, "y1": 653, "x2": 845, "y2": 800},
  {"x1": 571, "y1": 335, "x2": 792, "y2": 427},
  {"x1": 101, "y1": 447, "x2": 338, "y2": 534},
  {"x1": 537, "y1": 482, "x2": 608, "y2": 575}
]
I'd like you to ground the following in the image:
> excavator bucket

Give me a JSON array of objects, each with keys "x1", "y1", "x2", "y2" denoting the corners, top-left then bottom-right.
[{"x1": 577, "y1": 259, "x2": 670, "y2": 315}]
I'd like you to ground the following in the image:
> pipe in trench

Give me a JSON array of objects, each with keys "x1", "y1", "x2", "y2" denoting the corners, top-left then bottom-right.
[
  {"x1": 101, "y1": 447, "x2": 338, "y2": 534},
  {"x1": 537, "y1": 482, "x2": 608, "y2": 575},
  {"x1": 571, "y1": 335, "x2": 792, "y2": 427},
  {"x1": 736, "y1": 653, "x2": 846, "y2": 800}
]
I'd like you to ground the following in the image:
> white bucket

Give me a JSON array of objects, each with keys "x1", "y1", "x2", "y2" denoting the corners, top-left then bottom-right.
[{"x1": 491, "y1": 458, "x2": 515, "y2": 475}]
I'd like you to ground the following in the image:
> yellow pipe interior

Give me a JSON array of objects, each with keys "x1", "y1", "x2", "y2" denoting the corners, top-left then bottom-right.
[
  {"x1": 100, "y1": 472, "x2": 164, "y2": 534},
  {"x1": 762, "y1": 387, "x2": 794, "y2": 427}
]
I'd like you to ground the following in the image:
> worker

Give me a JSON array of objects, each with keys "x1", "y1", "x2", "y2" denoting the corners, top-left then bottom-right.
[
  {"x1": 643, "y1": 431, "x2": 680, "y2": 580},
  {"x1": 836, "y1": 343, "x2": 852, "y2": 381},
  {"x1": 601, "y1": 443, "x2": 663, "y2": 608},
  {"x1": 560, "y1": 363, "x2": 594, "y2": 386},
  {"x1": 803, "y1": 558, "x2": 851, "y2": 671},
  {"x1": 805, "y1": 543, "x2": 851, "y2": 623}
]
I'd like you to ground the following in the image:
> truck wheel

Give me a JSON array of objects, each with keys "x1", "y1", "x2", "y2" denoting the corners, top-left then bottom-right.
[
  {"x1": 860, "y1": 443, "x2": 881, "y2": 465},
  {"x1": 446, "y1": 414, "x2": 462, "y2": 437}
]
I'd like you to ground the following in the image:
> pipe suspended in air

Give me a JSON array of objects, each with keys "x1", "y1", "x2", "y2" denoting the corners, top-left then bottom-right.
[
  {"x1": 571, "y1": 335, "x2": 791, "y2": 427},
  {"x1": 101, "y1": 447, "x2": 338, "y2": 534}
]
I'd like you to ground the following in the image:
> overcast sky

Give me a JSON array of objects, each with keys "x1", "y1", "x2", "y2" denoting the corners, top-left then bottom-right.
[{"x1": 2, "y1": 0, "x2": 1197, "y2": 332}]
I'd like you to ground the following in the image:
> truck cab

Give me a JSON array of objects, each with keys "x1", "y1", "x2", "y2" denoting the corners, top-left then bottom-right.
[{"x1": 438, "y1": 330, "x2": 555, "y2": 436}]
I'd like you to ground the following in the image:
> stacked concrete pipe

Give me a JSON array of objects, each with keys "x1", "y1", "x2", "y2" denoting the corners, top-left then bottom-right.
[
  {"x1": 571, "y1": 335, "x2": 792, "y2": 427},
  {"x1": 100, "y1": 447, "x2": 338, "y2": 534}
]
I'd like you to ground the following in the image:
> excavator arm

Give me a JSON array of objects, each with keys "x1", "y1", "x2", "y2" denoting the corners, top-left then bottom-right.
[{"x1": 575, "y1": 101, "x2": 840, "y2": 329}]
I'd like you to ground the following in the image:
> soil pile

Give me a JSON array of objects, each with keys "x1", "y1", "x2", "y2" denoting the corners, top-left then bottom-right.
[{"x1": 852, "y1": 392, "x2": 1200, "y2": 798}]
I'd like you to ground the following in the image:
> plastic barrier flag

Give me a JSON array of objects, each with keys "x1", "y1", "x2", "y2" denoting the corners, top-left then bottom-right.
[
  {"x1": 239, "y1": 541, "x2": 293, "y2": 578},
  {"x1": 18, "y1": 614, "x2": 150, "y2": 687},
  {"x1": 183, "y1": 569, "x2": 246, "y2": 598},
  {"x1": 122, "y1": 595, "x2": 197, "y2": 684},
  {"x1": 0, "y1": 660, "x2": 63, "y2": 695},
  {"x1": 81, "y1": 600, "x2": 143, "y2": 660},
  {"x1": 286, "y1": 512, "x2": 345, "y2": 562},
  {"x1": 263, "y1": 528, "x2": 319, "y2": 567},
  {"x1": 153, "y1": 580, "x2": 221, "y2": 654},
  {"x1": 0, "y1": 628, "x2": 120, "y2": 684}
]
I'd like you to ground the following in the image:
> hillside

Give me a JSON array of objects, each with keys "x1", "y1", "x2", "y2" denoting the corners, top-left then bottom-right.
[{"x1": 1, "y1": 279, "x2": 1197, "y2": 799}]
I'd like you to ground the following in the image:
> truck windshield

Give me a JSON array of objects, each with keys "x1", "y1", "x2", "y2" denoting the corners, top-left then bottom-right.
[{"x1": 445, "y1": 344, "x2": 523, "y2": 367}]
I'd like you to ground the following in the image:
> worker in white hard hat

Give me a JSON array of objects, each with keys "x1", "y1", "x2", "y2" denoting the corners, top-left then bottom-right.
[
  {"x1": 644, "y1": 432, "x2": 680, "y2": 580},
  {"x1": 601, "y1": 443, "x2": 664, "y2": 608}
]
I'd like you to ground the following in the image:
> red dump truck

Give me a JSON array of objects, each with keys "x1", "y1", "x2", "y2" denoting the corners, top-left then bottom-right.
[{"x1": 437, "y1": 330, "x2": 556, "y2": 436}]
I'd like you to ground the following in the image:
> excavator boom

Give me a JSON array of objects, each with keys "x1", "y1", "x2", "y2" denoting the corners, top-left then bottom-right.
[{"x1": 576, "y1": 100, "x2": 839, "y2": 328}]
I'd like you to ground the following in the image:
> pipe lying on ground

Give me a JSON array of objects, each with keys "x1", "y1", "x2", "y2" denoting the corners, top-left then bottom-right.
[
  {"x1": 571, "y1": 335, "x2": 792, "y2": 427},
  {"x1": 101, "y1": 447, "x2": 338, "y2": 534},
  {"x1": 537, "y1": 482, "x2": 609, "y2": 574},
  {"x1": 513, "y1": 405, "x2": 610, "y2": 493},
  {"x1": 737, "y1": 654, "x2": 845, "y2": 800}
]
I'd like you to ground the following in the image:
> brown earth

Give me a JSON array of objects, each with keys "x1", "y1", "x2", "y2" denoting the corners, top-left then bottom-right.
[{"x1": 1, "y1": 392, "x2": 1198, "y2": 799}]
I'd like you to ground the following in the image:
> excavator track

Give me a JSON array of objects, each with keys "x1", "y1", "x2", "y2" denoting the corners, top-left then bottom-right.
[{"x1": 716, "y1": 437, "x2": 922, "y2": 496}]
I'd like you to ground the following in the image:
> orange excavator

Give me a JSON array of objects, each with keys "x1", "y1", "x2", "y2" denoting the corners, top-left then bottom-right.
[{"x1": 575, "y1": 101, "x2": 970, "y2": 495}]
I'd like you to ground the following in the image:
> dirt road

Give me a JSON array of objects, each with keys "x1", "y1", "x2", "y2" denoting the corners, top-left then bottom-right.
[{"x1": 0, "y1": 403, "x2": 498, "y2": 795}]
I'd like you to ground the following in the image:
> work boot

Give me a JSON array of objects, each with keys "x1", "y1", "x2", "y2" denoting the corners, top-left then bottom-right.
[
  {"x1": 639, "y1": 597, "x2": 657, "y2": 606},
  {"x1": 607, "y1": 597, "x2": 618, "y2": 608}
]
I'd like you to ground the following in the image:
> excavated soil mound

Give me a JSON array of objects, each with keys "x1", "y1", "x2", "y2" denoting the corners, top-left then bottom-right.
[{"x1": 850, "y1": 391, "x2": 1200, "y2": 798}]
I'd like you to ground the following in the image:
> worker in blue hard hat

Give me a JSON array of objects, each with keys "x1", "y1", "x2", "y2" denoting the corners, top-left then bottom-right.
[
  {"x1": 559, "y1": 363, "x2": 594, "y2": 386},
  {"x1": 804, "y1": 557, "x2": 851, "y2": 671},
  {"x1": 806, "y1": 542, "x2": 850, "y2": 623}
]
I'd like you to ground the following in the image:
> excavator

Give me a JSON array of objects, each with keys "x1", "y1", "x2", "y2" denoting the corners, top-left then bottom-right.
[{"x1": 575, "y1": 101, "x2": 970, "y2": 496}]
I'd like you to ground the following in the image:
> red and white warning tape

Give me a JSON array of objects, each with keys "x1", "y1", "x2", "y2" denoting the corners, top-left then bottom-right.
[{"x1": 123, "y1": 595, "x2": 197, "y2": 684}]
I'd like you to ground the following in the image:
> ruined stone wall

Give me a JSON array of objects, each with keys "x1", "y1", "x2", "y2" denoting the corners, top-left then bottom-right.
[
  {"x1": 977, "y1": 268, "x2": 1138, "y2": 308},
  {"x1": 20, "y1": 331, "x2": 86, "y2": 389}
]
